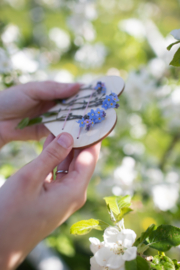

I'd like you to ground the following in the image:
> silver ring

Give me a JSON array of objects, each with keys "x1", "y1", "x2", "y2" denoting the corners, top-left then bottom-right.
[{"x1": 56, "y1": 170, "x2": 68, "y2": 174}]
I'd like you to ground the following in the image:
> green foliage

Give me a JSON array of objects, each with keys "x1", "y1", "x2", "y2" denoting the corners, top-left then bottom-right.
[
  {"x1": 70, "y1": 219, "x2": 109, "y2": 235},
  {"x1": 16, "y1": 117, "x2": 29, "y2": 129},
  {"x1": 170, "y1": 47, "x2": 180, "y2": 66},
  {"x1": 167, "y1": 41, "x2": 180, "y2": 51},
  {"x1": 104, "y1": 195, "x2": 132, "y2": 222},
  {"x1": 43, "y1": 112, "x2": 58, "y2": 117},
  {"x1": 135, "y1": 224, "x2": 157, "y2": 254},
  {"x1": 28, "y1": 117, "x2": 42, "y2": 126},
  {"x1": 125, "y1": 256, "x2": 150, "y2": 270},
  {"x1": 150, "y1": 255, "x2": 175, "y2": 270},
  {"x1": 145, "y1": 225, "x2": 180, "y2": 252},
  {"x1": 17, "y1": 117, "x2": 42, "y2": 129}
]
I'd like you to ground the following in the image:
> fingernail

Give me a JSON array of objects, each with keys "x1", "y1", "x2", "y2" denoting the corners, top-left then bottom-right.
[{"x1": 57, "y1": 133, "x2": 73, "y2": 149}]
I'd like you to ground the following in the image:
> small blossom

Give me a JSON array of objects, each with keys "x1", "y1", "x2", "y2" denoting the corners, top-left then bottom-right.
[
  {"x1": 94, "y1": 81, "x2": 106, "y2": 94},
  {"x1": 95, "y1": 108, "x2": 104, "y2": 116},
  {"x1": 77, "y1": 118, "x2": 85, "y2": 127},
  {"x1": 110, "y1": 92, "x2": 119, "y2": 102},
  {"x1": 85, "y1": 119, "x2": 92, "y2": 130},
  {"x1": 102, "y1": 100, "x2": 109, "y2": 110},
  {"x1": 95, "y1": 115, "x2": 105, "y2": 123},
  {"x1": 115, "y1": 104, "x2": 120, "y2": 108},
  {"x1": 88, "y1": 109, "x2": 97, "y2": 120}
]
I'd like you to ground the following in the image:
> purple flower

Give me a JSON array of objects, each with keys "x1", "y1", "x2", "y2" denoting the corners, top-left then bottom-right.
[
  {"x1": 85, "y1": 119, "x2": 92, "y2": 131},
  {"x1": 77, "y1": 118, "x2": 85, "y2": 127},
  {"x1": 115, "y1": 103, "x2": 120, "y2": 108}
]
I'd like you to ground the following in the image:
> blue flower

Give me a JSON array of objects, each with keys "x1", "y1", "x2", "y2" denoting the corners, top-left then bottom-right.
[
  {"x1": 91, "y1": 119, "x2": 95, "y2": 127},
  {"x1": 95, "y1": 108, "x2": 104, "y2": 117},
  {"x1": 94, "y1": 81, "x2": 106, "y2": 94},
  {"x1": 77, "y1": 118, "x2": 85, "y2": 127},
  {"x1": 95, "y1": 115, "x2": 105, "y2": 123},
  {"x1": 102, "y1": 100, "x2": 109, "y2": 110},
  {"x1": 109, "y1": 101, "x2": 116, "y2": 108},
  {"x1": 105, "y1": 95, "x2": 113, "y2": 103},
  {"x1": 87, "y1": 109, "x2": 97, "y2": 120},
  {"x1": 110, "y1": 92, "x2": 119, "y2": 102}
]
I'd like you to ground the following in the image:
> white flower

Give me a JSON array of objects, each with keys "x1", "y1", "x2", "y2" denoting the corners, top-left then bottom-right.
[
  {"x1": 90, "y1": 226, "x2": 137, "y2": 270},
  {"x1": 171, "y1": 29, "x2": 180, "y2": 40},
  {"x1": 89, "y1": 237, "x2": 105, "y2": 254},
  {"x1": 0, "y1": 48, "x2": 12, "y2": 74}
]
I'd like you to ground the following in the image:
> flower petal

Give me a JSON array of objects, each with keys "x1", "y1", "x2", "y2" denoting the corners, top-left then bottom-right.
[
  {"x1": 117, "y1": 229, "x2": 136, "y2": 248},
  {"x1": 122, "y1": 247, "x2": 137, "y2": 261},
  {"x1": 90, "y1": 256, "x2": 102, "y2": 270},
  {"x1": 89, "y1": 237, "x2": 102, "y2": 254},
  {"x1": 104, "y1": 226, "x2": 119, "y2": 244},
  {"x1": 95, "y1": 247, "x2": 114, "y2": 267},
  {"x1": 106, "y1": 254, "x2": 125, "y2": 269}
]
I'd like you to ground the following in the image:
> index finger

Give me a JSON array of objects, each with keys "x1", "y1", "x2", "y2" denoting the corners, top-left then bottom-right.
[{"x1": 23, "y1": 81, "x2": 81, "y2": 100}]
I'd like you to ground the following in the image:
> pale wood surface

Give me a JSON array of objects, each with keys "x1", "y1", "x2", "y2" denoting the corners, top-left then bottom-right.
[{"x1": 44, "y1": 75, "x2": 125, "y2": 148}]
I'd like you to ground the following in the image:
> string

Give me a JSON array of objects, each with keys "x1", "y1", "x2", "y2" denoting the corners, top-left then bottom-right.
[
  {"x1": 62, "y1": 96, "x2": 77, "y2": 130},
  {"x1": 77, "y1": 89, "x2": 95, "y2": 139}
]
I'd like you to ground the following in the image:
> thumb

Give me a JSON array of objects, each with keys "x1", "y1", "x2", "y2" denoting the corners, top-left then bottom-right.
[{"x1": 29, "y1": 133, "x2": 74, "y2": 182}]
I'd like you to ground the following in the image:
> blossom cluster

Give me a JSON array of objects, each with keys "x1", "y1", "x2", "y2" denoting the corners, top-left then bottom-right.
[
  {"x1": 77, "y1": 108, "x2": 106, "y2": 131},
  {"x1": 89, "y1": 220, "x2": 137, "y2": 270},
  {"x1": 94, "y1": 81, "x2": 106, "y2": 94},
  {"x1": 102, "y1": 93, "x2": 119, "y2": 110}
]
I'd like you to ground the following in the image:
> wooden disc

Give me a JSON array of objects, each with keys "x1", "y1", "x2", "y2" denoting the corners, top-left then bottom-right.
[{"x1": 44, "y1": 75, "x2": 125, "y2": 148}]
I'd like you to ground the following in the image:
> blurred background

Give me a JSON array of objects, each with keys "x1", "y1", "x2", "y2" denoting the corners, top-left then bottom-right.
[{"x1": 0, "y1": 0, "x2": 180, "y2": 269}]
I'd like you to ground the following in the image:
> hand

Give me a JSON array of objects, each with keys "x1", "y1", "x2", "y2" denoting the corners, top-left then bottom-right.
[
  {"x1": 0, "y1": 132, "x2": 101, "y2": 270},
  {"x1": 0, "y1": 81, "x2": 80, "y2": 147}
]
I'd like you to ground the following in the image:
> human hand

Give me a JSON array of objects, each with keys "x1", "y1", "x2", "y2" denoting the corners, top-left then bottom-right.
[
  {"x1": 0, "y1": 81, "x2": 80, "y2": 147},
  {"x1": 0, "y1": 132, "x2": 101, "y2": 270}
]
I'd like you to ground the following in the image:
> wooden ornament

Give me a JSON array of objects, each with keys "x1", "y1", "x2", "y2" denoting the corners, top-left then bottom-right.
[{"x1": 44, "y1": 76, "x2": 125, "y2": 148}]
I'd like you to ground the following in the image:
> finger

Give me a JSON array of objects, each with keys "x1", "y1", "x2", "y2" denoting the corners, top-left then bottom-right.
[
  {"x1": 21, "y1": 132, "x2": 74, "y2": 185},
  {"x1": 73, "y1": 142, "x2": 101, "y2": 186},
  {"x1": 43, "y1": 133, "x2": 55, "y2": 149},
  {"x1": 56, "y1": 150, "x2": 73, "y2": 180},
  {"x1": 43, "y1": 133, "x2": 55, "y2": 183},
  {"x1": 48, "y1": 142, "x2": 101, "y2": 212},
  {"x1": 23, "y1": 81, "x2": 81, "y2": 100}
]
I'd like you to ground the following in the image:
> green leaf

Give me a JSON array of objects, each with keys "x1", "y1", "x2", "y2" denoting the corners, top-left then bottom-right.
[
  {"x1": 27, "y1": 117, "x2": 42, "y2": 126},
  {"x1": 125, "y1": 256, "x2": 150, "y2": 270},
  {"x1": 70, "y1": 219, "x2": 109, "y2": 235},
  {"x1": 134, "y1": 224, "x2": 156, "y2": 254},
  {"x1": 167, "y1": 41, "x2": 180, "y2": 51},
  {"x1": 16, "y1": 117, "x2": 29, "y2": 129},
  {"x1": 136, "y1": 256, "x2": 150, "y2": 270},
  {"x1": 115, "y1": 207, "x2": 133, "y2": 221},
  {"x1": 125, "y1": 259, "x2": 137, "y2": 270},
  {"x1": 172, "y1": 259, "x2": 180, "y2": 270},
  {"x1": 43, "y1": 112, "x2": 58, "y2": 117},
  {"x1": 151, "y1": 256, "x2": 175, "y2": 270},
  {"x1": 170, "y1": 47, "x2": 180, "y2": 66},
  {"x1": 145, "y1": 225, "x2": 180, "y2": 252},
  {"x1": 104, "y1": 195, "x2": 131, "y2": 216}
]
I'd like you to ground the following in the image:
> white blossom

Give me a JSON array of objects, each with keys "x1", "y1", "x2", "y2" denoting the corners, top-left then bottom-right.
[
  {"x1": 171, "y1": 29, "x2": 180, "y2": 40},
  {"x1": 0, "y1": 48, "x2": 12, "y2": 74},
  {"x1": 152, "y1": 184, "x2": 179, "y2": 211},
  {"x1": 90, "y1": 225, "x2": 137, "y2": 270}
]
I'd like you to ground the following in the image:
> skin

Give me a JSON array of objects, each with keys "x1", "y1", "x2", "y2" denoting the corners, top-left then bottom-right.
[{"x1": 0, "y1": 81, "x2": 101, "y2": 270}]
